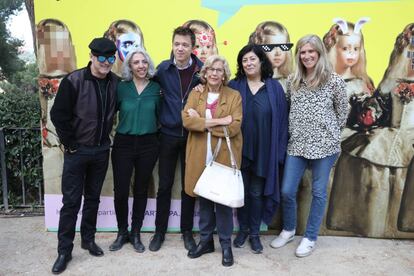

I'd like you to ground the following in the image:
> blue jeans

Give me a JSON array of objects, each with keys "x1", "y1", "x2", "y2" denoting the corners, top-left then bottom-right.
[{"x1": 281, "y1": 153, "x2": 338, "y2": 241}]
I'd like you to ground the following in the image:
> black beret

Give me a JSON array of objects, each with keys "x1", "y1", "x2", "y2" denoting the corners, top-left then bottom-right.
[{"x1": 88, "y1": 37, "x2": 117, "y2": 56}]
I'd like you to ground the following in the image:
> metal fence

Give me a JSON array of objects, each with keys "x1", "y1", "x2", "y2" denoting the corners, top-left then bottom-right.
[{"x1": 0, "y1": 127, "x2": 44, "y2": 210}]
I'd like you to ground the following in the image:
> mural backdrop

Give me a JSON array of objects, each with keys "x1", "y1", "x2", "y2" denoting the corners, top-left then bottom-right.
[{"x1": 35, "y1": 0, "x2": 414, "y2": 238}]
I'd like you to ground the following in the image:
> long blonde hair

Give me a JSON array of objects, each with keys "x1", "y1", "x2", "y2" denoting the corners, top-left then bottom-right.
[
  {"x1": 249, "y1": 21, "x2": 293, "y2": 78},
  {"x1": 323, "y1": 21, "x2": 373, "y2": 90},
  {"x1": 291, "y1": 34, "x2": 332, "y2": 90}
]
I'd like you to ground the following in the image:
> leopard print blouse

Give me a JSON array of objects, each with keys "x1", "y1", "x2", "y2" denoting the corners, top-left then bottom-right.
[{"x1": 286, "y1": 72, "x2": 348, "y2": 159}]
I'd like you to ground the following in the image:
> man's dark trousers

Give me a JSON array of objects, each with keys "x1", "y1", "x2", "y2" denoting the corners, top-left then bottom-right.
[
  {"x1": 155, "y1": 133, "x2": 195, "y2": 234},
  {"x1": 57, "y1": 147, "x2": 109, "y2": 254}
]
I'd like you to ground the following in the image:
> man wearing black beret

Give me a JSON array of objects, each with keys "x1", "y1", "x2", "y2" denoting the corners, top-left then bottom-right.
[{"x1": 50, "y1": 37, "x2": 119, "y2": 274}]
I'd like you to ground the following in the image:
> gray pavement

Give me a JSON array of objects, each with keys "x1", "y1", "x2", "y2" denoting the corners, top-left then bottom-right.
[{"x1": 0, "y1": 216, "x2": 413, "y2": 276}]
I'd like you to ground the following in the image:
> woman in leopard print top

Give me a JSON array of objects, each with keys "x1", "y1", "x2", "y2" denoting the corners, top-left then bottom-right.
[
  {"x1": 270, "y1": 34, "x2": 348, "y2": 257},
  {"x1": 286, "y1": 71, "x2": 348, "y2": 158}
]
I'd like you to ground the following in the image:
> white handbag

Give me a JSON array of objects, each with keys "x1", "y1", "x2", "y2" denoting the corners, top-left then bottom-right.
[{"x1": 193, "y1": 127, "x2": 244, "y2": 208}]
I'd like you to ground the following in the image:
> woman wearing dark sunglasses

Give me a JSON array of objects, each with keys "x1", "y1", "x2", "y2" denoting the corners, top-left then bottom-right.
[{"x1": 109, "y1": 47, "x2": 161, "y2": 253}]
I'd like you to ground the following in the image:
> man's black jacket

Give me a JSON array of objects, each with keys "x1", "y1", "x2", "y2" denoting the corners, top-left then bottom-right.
[{"x1": 50, "y1": 63, "x2": 119, "y2": 150}]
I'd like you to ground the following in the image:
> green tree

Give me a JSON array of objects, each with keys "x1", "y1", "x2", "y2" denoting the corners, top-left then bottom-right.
[
  {"x1": 0, "y1": 0, "x2": 25, "y2": 79},
  {"x1": 0, "y1": 62, "x2": 39, "y2": 94},
  {"x1": 0, "y1": 1, "x2": 42, "y2": 208}
]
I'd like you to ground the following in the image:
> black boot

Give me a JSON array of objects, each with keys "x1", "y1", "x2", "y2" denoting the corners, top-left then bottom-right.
[
  {"x1": 109, "y1": 231, "x2": 129, "y2": 251},
  {"x1": 149, "y1": 232, "x2": 165, "y2": 252},
  {"x1": 233, "y1": 230, "x2": 249, "y2": 248},
  {"x1": 222, "y1": 247, "x2": 234, "y2": 267},
  {"x1": 182, "y1": 230, "x2": 196, "y2": 251},
  {"x1": 51, "y1": 253, "x2": 72, "y2": 274},
  {"x1": 81, "y1": 241, "x2": 104, "y2": 256},
  {"x1": 249, "y1": 235, "x2": 263, "y2": 254},
  {"x1": 187, "y1": 240, "x2": 215, "y2": 259},
  {"x1": 130, "y1": 232, "x2": 145, "y2": 253}
]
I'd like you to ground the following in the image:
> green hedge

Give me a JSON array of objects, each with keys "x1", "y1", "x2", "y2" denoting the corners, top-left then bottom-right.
[{"x1": 0, "y1": 88, "x2": 42, "y2": 207}]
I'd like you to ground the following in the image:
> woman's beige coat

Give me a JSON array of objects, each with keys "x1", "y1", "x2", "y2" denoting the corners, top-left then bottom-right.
[{"x1": 182, "y1": 85, "x2": 243, "y2": 197}]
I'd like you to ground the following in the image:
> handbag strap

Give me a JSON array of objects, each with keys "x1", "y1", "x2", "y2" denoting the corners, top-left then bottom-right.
[
  {"x1": 210, "y1": 127, "x2": 238, "y2": 171},
  {"x1": 222, "y1": 127, "x2": 238, "y2": 170},
  {"x1": 211, "y1": 136, "x2": 222, "y2": 162}
]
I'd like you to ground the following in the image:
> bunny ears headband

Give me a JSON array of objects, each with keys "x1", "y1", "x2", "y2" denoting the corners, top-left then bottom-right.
[{"x1": 333, "y1": 17, "x2": 370, "y2": 34}]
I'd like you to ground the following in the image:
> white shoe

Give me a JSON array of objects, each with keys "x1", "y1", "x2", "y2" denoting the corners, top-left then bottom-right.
[
  {"x1": 295, "y1": 237, "x2": 315, "y2": 257},
  {"x1": 270, "y1": 229, "x2": 295, "y2": 249}
]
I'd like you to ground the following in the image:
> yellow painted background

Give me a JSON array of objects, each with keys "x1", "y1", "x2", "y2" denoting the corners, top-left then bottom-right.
[{"x1": 35, "y1": 0, "x2": 413, "y2": 86}]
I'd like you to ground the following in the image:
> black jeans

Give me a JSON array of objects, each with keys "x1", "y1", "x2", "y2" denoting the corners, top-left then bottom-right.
[
  {"x1": 155, "y1": 133, "x2": 195, "y2": 234},
  {"x1": 111, "y1": 133, "x2": 159, "y2": 233},
  {"x1": 57, "y1": 147, "x2": 109, "y2": 255}
]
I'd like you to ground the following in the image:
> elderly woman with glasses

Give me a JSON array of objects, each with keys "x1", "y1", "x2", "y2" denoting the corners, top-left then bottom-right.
[
  {"x1": 182, "y1": 55, "x2": 243, "y2": 267},
  {"x1": 109, "y1": 47, "x2": 161, "y2": 253}
]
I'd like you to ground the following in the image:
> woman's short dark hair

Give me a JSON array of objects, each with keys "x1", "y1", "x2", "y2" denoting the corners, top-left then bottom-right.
[
  {"x1": 172, "y1": 26, "x2": 196, "y2": 47},
  {"x1": 235, "y1": 44, "x2": 273, "y2": 80}
]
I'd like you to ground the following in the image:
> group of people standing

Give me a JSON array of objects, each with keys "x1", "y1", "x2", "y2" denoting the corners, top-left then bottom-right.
[{"x1": 50, "y1": 21, "x2": 349, "y2": 273}]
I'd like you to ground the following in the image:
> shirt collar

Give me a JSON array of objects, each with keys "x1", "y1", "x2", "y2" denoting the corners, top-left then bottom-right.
[{"x1": 173, "y1": 56, "x2": 193, "y2": 70}]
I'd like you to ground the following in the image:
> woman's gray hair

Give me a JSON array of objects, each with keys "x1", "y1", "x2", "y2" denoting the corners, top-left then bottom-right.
[
  {"x1": 199, "y1": 55, "x2": 232, "y2": 85},
  {"x1": 121, "y1": 47, "x2": 155, "y2": 81}
]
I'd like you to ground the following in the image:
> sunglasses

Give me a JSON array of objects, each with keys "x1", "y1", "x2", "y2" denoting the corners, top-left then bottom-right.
[
  {"x1": 95, "y1": 55, "x2": 116, "y2": 64},
  {"x1": 260, "y1": 43, "x2": 294, "y2": 52}
]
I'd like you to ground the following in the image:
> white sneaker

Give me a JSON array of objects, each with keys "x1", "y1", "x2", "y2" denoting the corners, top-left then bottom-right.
[
  {"x1": 270, "y1": 229, "x2": 295, "y2": 249},
  {"x1": 295, "y1": 237, "x2": 315, "y2": 257}
]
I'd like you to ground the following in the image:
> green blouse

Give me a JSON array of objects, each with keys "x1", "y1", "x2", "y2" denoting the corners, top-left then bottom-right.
[{"x1": 116, "y1": 80, "x2": 161, "y2": 135}]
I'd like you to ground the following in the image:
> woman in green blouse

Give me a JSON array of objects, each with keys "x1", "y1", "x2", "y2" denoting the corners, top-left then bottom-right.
[{"x1": 109, "y1": 48, "x2": 161, "y2": 253}]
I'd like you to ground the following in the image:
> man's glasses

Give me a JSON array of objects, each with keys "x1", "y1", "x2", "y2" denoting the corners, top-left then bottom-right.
[
  {"x1": 260, "y1": 43, "x2": 294, "y2": 52},
  {"x1": 96, "y1": 55, "x2": 116, "y2": 64}
]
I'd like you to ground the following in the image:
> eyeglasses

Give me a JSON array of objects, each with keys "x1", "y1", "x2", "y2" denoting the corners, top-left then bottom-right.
[
  {"x1": 260, "y1": 43, "x2": 294, "y2": 52},
  {"x1": 207, "y1": 67, "x2": 224, "y2": 74},
  {"x1": 96, "y1": 55, "x2": 116, "y2": 64}
]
